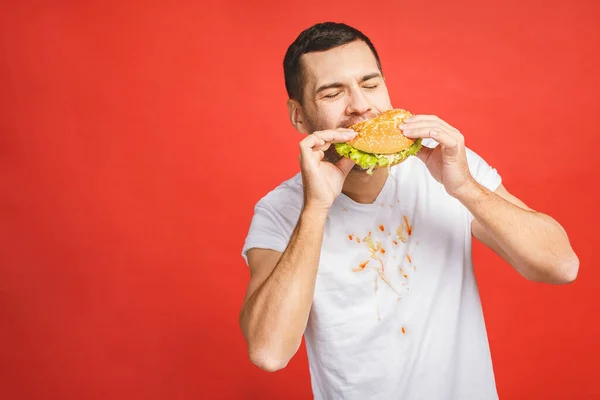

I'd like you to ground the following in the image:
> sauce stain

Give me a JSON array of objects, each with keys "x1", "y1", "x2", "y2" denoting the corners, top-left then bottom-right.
[
  {"x1": 396, "y1": 225, "x2": 405, "y2": 243},
  {"x1": 352, "y1": 260, "x2": 370, "y2": 272},
  {"x1": 399, "y1": 266, "x2": 408, "y2": 279},
  {"x1": 347, "y1": 215, "x2": 419, "y2": 321},
  {"x1": 403, "y1": 216, "x2": 412, "y2": 236}
]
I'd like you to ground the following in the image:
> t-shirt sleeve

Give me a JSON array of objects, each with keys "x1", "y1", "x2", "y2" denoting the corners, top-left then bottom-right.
[
  {"x1": 465, "y1": 147, "x2": 502, "y2": 192},
  {"x1": 241, "y1": 200, "x2": 296, "y2": 266},
  {"x1": 464, "y1": 147, "x2": 502, "y2": 223},
  {"x1": 422, "y1": 139, "x2": 502, "y2": 193}
]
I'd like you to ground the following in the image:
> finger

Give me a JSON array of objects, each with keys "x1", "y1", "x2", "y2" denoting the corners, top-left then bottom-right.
[
  {"x1": 315, "y1": 141, "x2": 332, "y2": 152},
  {"x1": 306, "y1": 138, "x2": 335, "y2": 153},
  {"x1": 402, "y1": 126, "x2": 458, "y2": 142},
  {"x1": 299, "y1": 136, "x2": 320, "y2": 161},
  {"x1": 335, "y1": 157, "x2": 356, "y2": 176},
  {"x1": 403, "y1": 127, "x2": 460, "y2": 153},
  {"x1": 300, "y1": 134, "x2": 318, "y2": 149},
  {"x1": 402, "y1": 124, "x2": 464, "y2": 146},
  {"x1": 429, "y1": 129, "x2": 460, "y2": 157},
  {"x1": 400, "y1": 121, "x2": 459, "y2": 135},
  {"x1": 313, "y1": 129, "x2": 357, "y2": 144},
  {"x1": 415, "y1": 145, "x2": 433, "y2": 164},
  {"x1": 403, "y1": 115, "x2": 456, "y2": 132},
  {"x1": 299, "y1": 142, "x2": 324, "y2": 170},
  {"x1": 300, "y1": 135, "x2": 327, "y2": 154},
  {"x1": 401, "y1": 127, "x2": 444, "y2": 140},
  {"x1": 316, "y1": 149, "x2": 325, "y2": 161}
]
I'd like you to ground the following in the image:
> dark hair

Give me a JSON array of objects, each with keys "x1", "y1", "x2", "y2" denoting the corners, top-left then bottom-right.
[{"x1": 283, "y1": 22, "x2": 383, "y2": 103}]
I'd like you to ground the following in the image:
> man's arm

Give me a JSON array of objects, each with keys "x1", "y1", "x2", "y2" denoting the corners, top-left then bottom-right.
[
  {"x1": 239, "y1": 128, "x2": 357, "y2": 372},
  {"x1": 239, "y1": 206, "x2": 327, "y2": 372},
  {"x1": 466, "y1": 182, "x2": 579, "y2": 284},
  {"x1": 399, "y1": 114, "x2": 579, "y2": 284}
]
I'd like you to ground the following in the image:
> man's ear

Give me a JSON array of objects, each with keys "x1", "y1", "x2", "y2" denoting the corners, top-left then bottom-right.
[{"x1": 287, "y1": 99, "x2": 309, "y2": 134}]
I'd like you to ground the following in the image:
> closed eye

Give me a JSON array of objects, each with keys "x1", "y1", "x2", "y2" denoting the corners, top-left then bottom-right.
[
  {"x1": 363, "y1": 85, "x2": 378, "y2": 90},
  {"x1": 323, "y1": 92, "x2": 341, "y2": 99}
]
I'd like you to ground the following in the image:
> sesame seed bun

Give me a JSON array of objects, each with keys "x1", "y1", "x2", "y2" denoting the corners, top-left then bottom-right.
[{"x1": 346, "y1": 109, "x2": 415, "y2": 154}]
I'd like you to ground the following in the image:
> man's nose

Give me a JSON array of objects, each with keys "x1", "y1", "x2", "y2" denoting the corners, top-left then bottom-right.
[{"x1": 346, "y1": 88, "x2": 372, "y2": 115}]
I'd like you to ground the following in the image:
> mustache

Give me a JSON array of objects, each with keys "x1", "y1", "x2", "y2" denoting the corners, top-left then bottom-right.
[{"x1": 340, "y1": 112, "x2": 379, "y2": 128}]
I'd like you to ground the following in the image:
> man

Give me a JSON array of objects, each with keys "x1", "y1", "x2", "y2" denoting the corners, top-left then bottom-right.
[{"x1": 239, "y1": 22, "x2": 579, "y2": 399}]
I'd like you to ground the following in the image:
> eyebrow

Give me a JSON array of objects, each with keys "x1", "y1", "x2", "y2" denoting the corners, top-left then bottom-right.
[{"x1": 314, "y1": 72, "x2": 382, "y2": 94}]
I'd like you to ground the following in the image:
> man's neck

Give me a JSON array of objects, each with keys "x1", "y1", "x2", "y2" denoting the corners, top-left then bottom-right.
[{"x1": 341, "y1": 168, "x2": 389, "y2": 204}]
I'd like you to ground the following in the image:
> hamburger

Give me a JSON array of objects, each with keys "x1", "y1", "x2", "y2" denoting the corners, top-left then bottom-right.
[{"x1": 335, "y1": 109, "x2": 423, "y2": 174}]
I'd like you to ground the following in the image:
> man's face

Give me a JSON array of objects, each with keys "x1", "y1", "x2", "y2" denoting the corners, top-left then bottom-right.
[{"x1": 297, "y1": 40, "x2": 393, "y2": 133}]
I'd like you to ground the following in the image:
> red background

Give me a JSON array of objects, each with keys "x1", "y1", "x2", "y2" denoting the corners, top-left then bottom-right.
[{"x1": 1, "y1": 1, "x2": 599, "y2": 399}]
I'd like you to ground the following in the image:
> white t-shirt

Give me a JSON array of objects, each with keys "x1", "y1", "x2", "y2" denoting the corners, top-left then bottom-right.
[{"x1": 242, "y1": 140, "x2": 502, "y2": 400}]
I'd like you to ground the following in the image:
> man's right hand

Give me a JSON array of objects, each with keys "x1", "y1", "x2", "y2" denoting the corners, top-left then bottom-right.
[
  {"x1": 299, "y1": 129, "x2": 357, "y2": 212},
  {"x1": 241, "y1": 128, "x2": 357, "y2": 372}
]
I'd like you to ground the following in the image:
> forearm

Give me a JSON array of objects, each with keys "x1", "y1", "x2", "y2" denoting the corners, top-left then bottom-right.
[
  {"x1": 457, "y1": 180, "x2": 578, "y2": 283},
  {"x1": 240, "y1": 206, "x2": 327, "y2": 369}
]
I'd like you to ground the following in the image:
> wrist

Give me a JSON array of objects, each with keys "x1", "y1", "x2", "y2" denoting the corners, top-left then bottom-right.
[
  {"x1": 451, "y1": 178, "x2": 487, "y2": 205},
  {"x1": 301, "y1": 202, "x2": 330, "y2": 221}
]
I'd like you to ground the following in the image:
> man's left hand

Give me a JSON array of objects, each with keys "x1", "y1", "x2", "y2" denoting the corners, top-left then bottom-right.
[{"x1": 400, "y1": 114, "x2": 476, "y2": 198}]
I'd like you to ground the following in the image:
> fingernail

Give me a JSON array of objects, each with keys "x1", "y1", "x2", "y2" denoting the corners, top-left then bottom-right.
[{"x1": 430, "y1": 130, "x2": 438, "y2": 137}]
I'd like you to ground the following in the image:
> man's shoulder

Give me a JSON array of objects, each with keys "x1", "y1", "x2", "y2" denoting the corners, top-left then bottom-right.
[{"x1": 254, "y1": 172, "x2": 304, "y2": 215}]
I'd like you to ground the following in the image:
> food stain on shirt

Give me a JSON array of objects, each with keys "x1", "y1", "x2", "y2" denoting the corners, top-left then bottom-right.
[
  {"x1": 396, "y1": 224, "x2": 407, "y2": 243},
  {"x1": 399, "y1": 266, "x2": 408, "y2": 280},
  {"x1": 353, "y1": 236, "x2": 401, "y2": 296},
  {"x1": 363, "y1": 233, "x2": 385, "y2": 271},
  {"x1": 347, "y1": 216, "x2": 418, "y2": 321},
  {"x1": 353, "y1": 260, "x2": 370, "y2": 272},
  {"x1": 404, "y1": 216, "x2": 413, "y2": 236}
]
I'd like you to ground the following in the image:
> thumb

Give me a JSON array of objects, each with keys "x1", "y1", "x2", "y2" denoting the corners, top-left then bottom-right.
[
  {"x1": 336, "y1": 157, "x2": 355, "y2": 176},
  {"x1": 416, "y1": 145, "x2": 433, "y2": 164}
]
